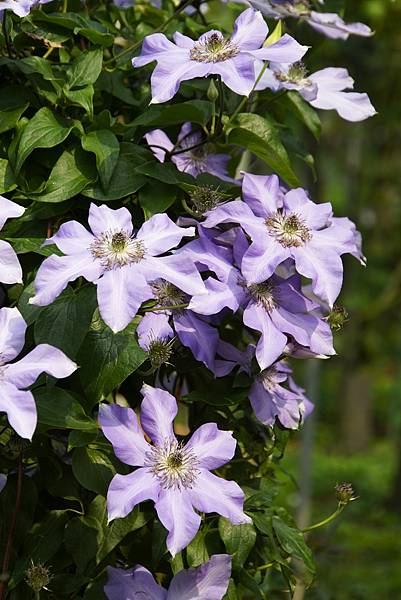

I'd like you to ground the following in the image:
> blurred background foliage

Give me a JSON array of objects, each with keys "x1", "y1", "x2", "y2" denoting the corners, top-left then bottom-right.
[{"x1": 275, "y1": 0, "x2": 401, "y2": 598}]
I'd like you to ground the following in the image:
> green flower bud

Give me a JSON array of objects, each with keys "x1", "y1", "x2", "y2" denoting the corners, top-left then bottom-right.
[
  {"x1": 327, "y1": 305, "x2": 349, "y2": 331},
  {"x1": 25, "y1": 563, "x2": 51, "y2": 593},
  {"x1": 207, "y1": 79, "x2": 219, "y2": 103},
  {"x1": 335, "y1": 482, "x2": 358, "y2": 506},
  {"x1": 189, "y1": 185, "x2": 224, "y2": 215}
]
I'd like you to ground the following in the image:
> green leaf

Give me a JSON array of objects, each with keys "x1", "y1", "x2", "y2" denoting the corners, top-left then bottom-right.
[
  {"x1": 64, "y1": 514, "x2": 104, "y2": 573},
  {"x1": 186, "y1": 529, "x2": 209, "y2": 567},
  {"x1": 66, "y1": 48, "x2": 103, "y2": 89},
  {"x1": 64, "y1": 85, "x2": 95, "y2": 117},
  {"x1": 0, "y1": 86, "x2": 30, "y2": 134},
  {"x1": 4, "y1": 238, "x2": 57, "y2": 257},
  {"x1": 34, "y1": 285, "x2": 97, "y2": 357},
  {"x1": 35, "y1": 387, "x2": 96, "y2": 431},
  {"x1": 272, "y1": 516, "x2": 315, "y2": 580},
  {"x1": 82, "y1": 143, "x2": 150, "y2": 201},
  {"x1": 77, "y1": 318, "x2": 146, "y2": 403},
  {"x1": 135, "y1": 161, "x2": 195, "y2": 185},
  {"x1": 226, "y1": 113, "x2": 300, "y2": 187},
  {"x1": 68, "y1": 429, "x2": 98, "y2": 450},
  {"x1": 131, "y1": 100, "x2": 213, "y2": 128},
  {"x1": 34, "y1": 146, "x2": 97, "y2": 203},
  {"x1": 219, "y1": 517, "x2": 256, "y2": 569},
  {"x1": 13, "y1": 107, "x2": 77, "y2": 174},
  {"x1": 82, "y1": 130, "x2": 120, "y2": 190},
  {"x1": 32, "y1": 11, "x2": 114, "y2": 46},
  {"x1": 139, "y1": 181, "x2": 176, "y2": 219},
  {"x1": 72, "y1": 445, "x2": 116, "y2": 495},
  {"x1": 223, "y1": 580, "x2": 239, "y2": 600},
  {"x1": 286, "y1": 92, "x2": 321, "y2": 140},
  {"x1": 0, "y1": 158, "x2": 17, "y2": 194}
]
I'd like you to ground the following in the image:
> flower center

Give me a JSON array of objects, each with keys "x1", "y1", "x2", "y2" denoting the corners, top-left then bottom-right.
[
  {"x1": 147, "y1": 336, "x2": 174, "y2": 368},
  {"x1": 265, "y1": 211, "x2": 311, "y2": 247},
  {"x1": 90, "y1": 229, "x2": 145, "y2": 269},
  {"x1": 275, "y1": 62, "x2": 312, "y2": 86},
  {"x1": 151, "y1": 280, "x2": 187, "y2": 308},
  {"x1": 247, "y1": 280, "x2": 276, "y2": 312},
  {"x1": 190, "y1": 32, "x2": 239, "y2": 63},
  {"x1": 146, "y1": 439, "x2": 199, "y2": 490},
  {"x1": 259, "y1": 366, "x2": 277, "y2": 390}
]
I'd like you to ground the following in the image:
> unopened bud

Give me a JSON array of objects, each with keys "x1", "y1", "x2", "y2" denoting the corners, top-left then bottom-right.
[
  {"x1": 148, "y1": 338, "x2": 174, "y2": 369},
  {"x1": 327, "y1": 306, "x2": 349, "y2": 331},
  {"x1": 25, "y1": 562, "x2": 51, "y2": 593},
  {"x1": 207, "y1": 79, "x2": 219, "y2": 103},
  {"x1": 189, "y1": 185, "x2": 224, "y2": 215},
  {"x1": 335, "y1": 482, "x2": 358, "y2": 506}
]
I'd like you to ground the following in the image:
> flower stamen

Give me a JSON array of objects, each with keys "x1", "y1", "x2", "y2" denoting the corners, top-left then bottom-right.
[
  {"x1": 190, "y1": 33, "x2": 239, "y2": 63},
  {"x1": 266, "y1": 211, "x2": 312, "y2": 247},
  {"x1": 90, "y1": 229, "x2": 145, "y2": 269},
  {"x1": 145, "y1": 439, "x2": 199, "y2": 490}
]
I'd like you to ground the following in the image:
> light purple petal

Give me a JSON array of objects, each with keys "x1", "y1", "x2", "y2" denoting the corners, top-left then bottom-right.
[
  {"x1": 107, "y1": 468, "x2": 160, "y2": 522},
  {"x1": 310, "y1": 89, "x2": 376, "y2": 122},
  {"x1": 309, "y1": 67, "x2": 354, "y2": 92},
  {"x1": 4, "y1": 344, "x2": 77, "y2": 389},
  {"x1": 0, "y1": 240, "x2": 23, "y2": 284},
  {"x1": 149, "y1": 58, "x2": 210, "y2": 104},
  {"x1": 308, "y1": 11, "x2": 373, "y2": 40},
  {"x1": 189, "y1": 470, "x2": 251, "y2": 525},
  {"x1": 251, "y1": 34, "x2": 308, "y2": 63},
  {"x1": 137, "y1": 213, "x2": 195, "y2": 256},
  {"x1": 168, "y1": 554, "x2": 232, "y2": 600},
  {"x1": 141, "y1": 254, "x2": 206, "y2": 296},
  {"x1": 43, "y1": 220, "x2": 94, "y2": 254},
  {"x1": 0, "y1": 382, "x2": 37, "y2": 439},
  {"x1": 213, "y1": 54, "x2": 256, "y2": 97},
  {"x1": 0, "y1": 307, "x2": 26, "y2": 363},
  {"x1": 96, "y1": 266, "x2": 152, "y2": 333},
  {"x1": 30, "y1": 252, "x2": 102, "y2": 307},
  {"x1": 242, "y1": 172, "x2": 283, "y2": 217},
  {"x1": 293, "y1": 243, "x2": 344, "y2": 307},
  {"x1": 155, "y1": 487, "x2": 201, "y2": 556},
  {"x1": 174, "y1": 311, "x2": 219, "y2": 371},
  {"x1": 105, "y1": 566, "x2": 167, "y2": 600},
  {"x1": 230, "y1": 8, "x2": 268, "y2": 50},
  {"x1": 0, "y1": 195, "x2": 24, "y2": 229},
  {"x1": 243, "y1": 302, "x2": 287, "y2": 369},
  {"x1": 272, "y1": 307, "x2": 334, "y2": 356},
  {"x1": 99, "y1": 404, "x2": 151, "y2": 467},
  {"x1": 145, "y1": 129, "x2": 174, "y2": 163},
  {"x1": 173, "y1": 31, "x2": 195, "y2": 49},
  {"x1": 249, "y1": 379, "x2": 300, "y2": 429},
  {"x1": 140, "y1": 384, "x2": 177, "y2": 445},
  {"x1": 283, "y1": 189, "x2": 332, "y2": 230},
  {"x1": 185, "y1": 423, "x2": 236, "y2": 470},
  {"x1": 188, "y1": 277, "x2": 242, "y2": 316},
  {"x1": 241, "y1": 237, "x2": 290, "y2": 284},
  {"x1": 203, "y1": 200, "x2": 265, "y2": 239},
  {"x1": 133, "y1": 33, "x2": 187, "y2": 67},
  {"x1": 137, "y1": 312, "x2": 174, "y2": 351},
  {"x1": 88, "y1": 203, "x2": 133, "y2": 237}
]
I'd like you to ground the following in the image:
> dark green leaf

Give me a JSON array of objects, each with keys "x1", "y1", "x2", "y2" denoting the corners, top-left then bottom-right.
[
  {"x1": 286, "y1": 91, "x2": 322, "y2": 140},
  {"x1": 0, "y1": 86, "x2": 30, "y2": 134},
  {"x1": 131, "y1": 100, "x2": 213, "y2": 128},
  {"x1": 72, "y1": 445, "x2": 116, "y2": 495},
  {"x1": 139, "y1": 181, "x2": 176, "y2": 218},
  {"x1": 82, "y1": 130, "x2": 120, "y2": 190},
  {"x1": 219, "y1": 517, "x2": 256, "y2": 569},
  {"x1": 34, "y1": 387, "x2": 96, "y2": 431},
  {"x1": 272, "y1": 516, "x2": 315, "y2": 579},
  {"x1": 0, "y1": 158, "x2": 17, "y2": 194},
  {"x1": 66, "y1": 48, "x2": 103, "y2": 89}
]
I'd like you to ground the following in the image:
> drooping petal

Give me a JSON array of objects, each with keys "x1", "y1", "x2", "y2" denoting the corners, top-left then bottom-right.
[
  {"x1": 272, "y1": 307, "x2": 334, "y2": 356},
  {"x1": 249, "y1": 379, "x2": 301, "y2": 429},
  {"x1": 189, "y1": 470, "x2": 251, "y2": 525},
  {"x1": 251, "y1": 34, "x2": 308, "y2": 64},
  {"x1": 137, "y1": 213, "x2": 195, "y2": 256},
  {"x1": 168, "y1": 554, "x2": 232, "y2": 600},
  {"x1": 203, "y1": 200, "x2": 265, "y2": 239},
  {"x1": 309, "y1": 67, "x2": 354, "y2": 92},
  {"x1": 0, "y1": 382, "x2": 37, "y2": 440},
  {"x1": 310, "y1": 89, "x2": 376, "y2": 122},
  {"x1": 292, "y1": 244, "x2": 344, "y2": 307},
  {"x1": 105, "y1": 566, "x2": 167, "y2": 600},
  {"x1": 155, "y1": 487, "x2": 201, "y2": 556},
  {"x1": 149, "y1": 58, "x2": 210, "y2": 104},
  {"x1": 185, "y1": 423, "x2": 236, "y2": 470},
  {"x1": 141, "y1": 254, "x2": 206, "y2": 296},
  {"x1": 308, "y1": 11, "x2": 373, "y2": 40},
  {"x1": 4, "y1": 344, "x2": 77, "y2": 389},
  {"x1": 96, "y1": 267, "x2": 152, "y2": 333},
  {"x1": 0, "y1": 307, "x2": 26, "y2": 363},
  {"x1": 230, "y1": 8, "x2": 268, "y2": 51},
  {"x1": 99, "y1": 404, "x2": 151, "y2": 467},
  {"x1": 242, "y1": 172, "x2": 283, "y2": 218},
  {"x1": 88, "y1": 203, "x2": 133, "y2": 237},
  {"x1": 174, "y1": 311, "x2": 219, "y2": 372},
  {"x1": 140, "y1": 384, "x2": 177, "y2": 445},
  {"x1": 188, "y1": 277, "x2": 242, "y2": 316},
  {"x1": 137, "y1": 312, "x2": 174, "y2": 351},
  {"x1": 107, "y1": 468, "x2": 160, "y2": 522},
  {"x1": 30, "y1": 252, "x2": 102, "y2": 307},
  {"x1": 0, "y1": 195, "x2": 24, "y2": 229},
  {"x1": 0, "y1": 240, "x2": 23, "y2": 284},
  {"x1": 145, "y1": 129, "x2": 174, "y2": 163},
  {"x1": 43, "y1": 220, "x2": 94, "y2": 254},
  {"x1": 243, "y1": 302, "x2": 287, "y2": 369}
]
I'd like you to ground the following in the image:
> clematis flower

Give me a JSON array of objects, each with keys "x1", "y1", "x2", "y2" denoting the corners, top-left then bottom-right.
[
  {"x1": 203, "y1": 172, "x2": 364, "y2": 307},
  {"x1": 145, "y1": 122, "x2": 236, "y2": 182},
  {"x1": 0, "y1": 307, "x2": 77, "y2": 440},
  {"x1": 29, "y1": 203, "x2": 205, "y2": 333},
  {"x1": 0, "y1": 195, "x2": 25, "y2": 284},
  {"x1": 257, "y1": 64, "x2": 376, "y2": 122},
  {"x1": 248, "y1": 0, "x2": 373, "y2": 40},
  {"x1": 137, "y1": 312, "x2": 174, "y2": 369},
  {"x1": 0, "y1": 0, "x2": 53, "y2": 18},
  {"x1": 132, "y1": 7, "x2": 307, "y2": 103},
  {"x1": 105, "y1": 554, "x2": 231, "y2": 600},
  {"x1": 100, "y1": 384, "x2": 251, "y2": 556}
]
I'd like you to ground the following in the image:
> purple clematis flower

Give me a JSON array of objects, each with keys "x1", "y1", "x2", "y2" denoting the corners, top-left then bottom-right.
[
  {"x1": 202, "y1": 172, "x2": 364, "y2": 307},
  {"x1": 105, "y1": 554, "x2": 231, "y2": 600},
  {"x1": 29, "y1": 203, "x2": 205, "y2": 333},
  {"x1": 0, "y1": 307, "x2": 77, "y2": 440},
  {"x1": 257, "y1": 64, "x2": 376, "y2": 122},
  {"x1": 248, "y1": 0, "x2": 373, "y2": 40},
  {"x1": 0, "y1": 195, "x2": 25, "y2": 284},
  {"x1": 145, "y1": 122, "x2": 235, "y2": 182},
  {"x1": 132, "y1": 8, "x2": 307, "y2": 103},
  {"x1": 0, "y1": 0, "x2": 53, "y2": 18},
  {"x1": 100, "y1": 384, "x2": 251, "y2": 556}
]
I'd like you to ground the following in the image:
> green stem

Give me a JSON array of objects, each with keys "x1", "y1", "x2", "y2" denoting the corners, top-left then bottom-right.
[
  {"x1": 42, "y1": 46, "x2": 54, "y2": 60},
  {"x1": 104, "y1": 0, "x2": 194, "y2": 66},
  {"x1": 2, "y1": 11, "x2": 12, "y2": 58},
  {"x1": 302, "y1": 504, "x2": 345, "y2": 533},
  {"x1": 142, "y1": 303, "x2": 188, "y2": 313},
  {"x1": 256, "y1": 561, "x2": 274, "y2": 571},
  {"x1": 62, "y1": 0, "x2": 68, "y2": 12},
  {"x1": 224, "y1": 61, "x2": 269, "y2": 132},
  {"x1": 35, "y1": 592, "x2": 40, "y2": 600}
]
